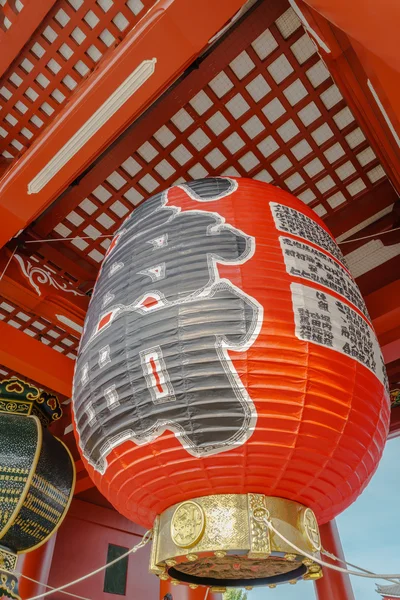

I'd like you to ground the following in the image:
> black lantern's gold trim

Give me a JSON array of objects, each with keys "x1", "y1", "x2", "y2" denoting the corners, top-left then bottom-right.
[
  {"x1": 0, "y1": 378, "x2": 62, "y2": 425},
  {"x1": 0, "y1": 415, "x2": 42, "y2": 541},
  {"x1": 0, "y1": 570, "x2": 20, "y2": 600},
  {"x1": 21, "y1": 437, "x2": 76, "y2": 554},
  {"x1": 0, "y1": 398, "x2": 33, "y2": 417}
]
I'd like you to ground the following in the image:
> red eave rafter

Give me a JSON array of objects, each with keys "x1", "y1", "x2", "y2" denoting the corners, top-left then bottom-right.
[
  {"x1": 382, "y1": 340, "x2": 400, "y2": 366},
  {"x1": 301, "y1": 0, "x2": 400, "y2": 75},
  {"x1": 323, "y1": 179, "x2": 398, "y2": 240},
  {"x1": 0, "y1": 319, "x2": 74, "y2": 397},
  {"x1": 0, "y1": 247, "x2": 88, "y2": 335},
  {"x1": 0, "y1": 0, "x2": 58, "y2": 78},
  {"x1": 0, "y1": 0, "x2": 249, "y2": 249}
]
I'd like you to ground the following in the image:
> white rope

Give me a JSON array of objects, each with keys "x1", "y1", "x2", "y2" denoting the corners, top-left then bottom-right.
[
  {"x1": 265, "y1": 520, "x2": 400, "y2": 584},
  {"x1": 25, "y1": 235, "x2": 114, "y2": 244},
  {"x1": 25, "y1": 529, "x2": 152, "y2": 600},
  {"x1": 338, "y1": 225, "x2": 400, "y2": 245},
  {"x1": 2, "y1": 569, "x2": 92, "y2": 600},
  {"x1": 320, "y1": 547, "x2": 400, "y2": 584},
  {"x1": 20, "y1": 225, "x2": 400, "y2": 247},
  {"x1": 0, "y1": 246, "x2": 17, "y2": 281}
]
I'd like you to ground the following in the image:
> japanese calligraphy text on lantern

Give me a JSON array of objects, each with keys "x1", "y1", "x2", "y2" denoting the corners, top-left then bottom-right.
[
  {"x1": 74, "y1": 179, "x2": 264, "y2": 473},
  {"x1": 279, "y1": 237, "x2": 370, "y2": 321},
  {"x1": 270, "y1": 202, "x2": 346, "y2": 266},
  {"x1": 291, "y1": 282, "x2": 388, "y2": 391}
]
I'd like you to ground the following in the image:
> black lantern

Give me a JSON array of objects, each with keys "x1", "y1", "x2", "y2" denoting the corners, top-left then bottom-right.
[{"x1": 0, "y1": 378, "x2": 75, "y2": 599}]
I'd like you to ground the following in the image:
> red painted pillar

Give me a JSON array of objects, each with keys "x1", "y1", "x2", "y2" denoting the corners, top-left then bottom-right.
[
  {"x1": 160, "y1": 581, "x2": 221, "y2": 600},
  {"x1": 315, "y1": 520, "x2": 355, "y2": 600},
  {"x1": 18, "y1": 535, "x2": 57, "y2": 599}
]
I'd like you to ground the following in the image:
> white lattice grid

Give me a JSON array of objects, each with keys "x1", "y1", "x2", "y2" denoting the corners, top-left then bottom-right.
[
  {"x1": 346, "y1": 239, "x2": 400, "y2": 279},
  {"x1": 0, "y1": 0, "x2": 25, "y2": 30},
  {"x1": 0, "y1": 297, "x2": 79, "y2": 358},
  {"x1": 0, "y1": 0, "x2": 148, "y2": 159},
  {"x1": 50, "y1": 6, "x2": 387, "y2": 267}
]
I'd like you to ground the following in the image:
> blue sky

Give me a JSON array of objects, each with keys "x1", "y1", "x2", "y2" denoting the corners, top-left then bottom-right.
[{"x1": 249, "y1": 436, "x2": 400, "y2": 600}]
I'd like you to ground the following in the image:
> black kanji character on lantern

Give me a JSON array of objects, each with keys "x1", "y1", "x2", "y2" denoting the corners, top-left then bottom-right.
[{"x1": 74, "y1": 178, "x2": 262, "y2": 473}]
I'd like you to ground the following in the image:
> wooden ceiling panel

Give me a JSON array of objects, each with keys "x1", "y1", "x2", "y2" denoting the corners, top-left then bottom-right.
[
  {"x1": 0, "y1": 0, "x2": 157, "y2": 161},
  {"x1": 0, "y1": 293, "x2": 80, "y2": 358},
  {"x1": 31, "y1": 1, "x2": 389, "y2": 272},
  {"x1": 0, "y1": 0, "x2": 26, "y2": 33}
]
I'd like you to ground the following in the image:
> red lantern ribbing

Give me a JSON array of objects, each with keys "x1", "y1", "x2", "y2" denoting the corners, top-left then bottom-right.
[{"x1": 72, "y1": 178, "x2": 389, "y2": 589}]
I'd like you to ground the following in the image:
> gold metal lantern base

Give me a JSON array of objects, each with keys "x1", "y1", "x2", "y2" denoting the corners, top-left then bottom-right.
[{"x1": 149, "y1": 494, "x2": 323, "y2": 589}]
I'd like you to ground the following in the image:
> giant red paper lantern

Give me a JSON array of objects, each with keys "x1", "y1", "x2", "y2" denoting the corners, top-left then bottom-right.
[{"x1": 72, "y1": 177, "x2": 389, "y2": 588}]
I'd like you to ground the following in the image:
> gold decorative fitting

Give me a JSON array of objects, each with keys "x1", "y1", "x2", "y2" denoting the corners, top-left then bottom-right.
[
  {"x1": 171, "y1": 501, "x2": 205, "y2": 549},
  {"x1": 149, "y1": 494, "x2": 321, "y2": 588},
  {"x1": 308, "y1": 564, "x2": 322, "y2": 574},
  {"x1": 0, "y1": 548, "x2": 18, "y2": 572},
  {"x1": 248, "y1": 493, "x2": 271, "y2": 559},
  {"x1": 284, "y1": 553, "x2": 297, "y2": 562},
  {"x1": 245, "y1": 587, "x2": 253, "y2": 590},
  {"x1": 165, "y1": 559, "x2": 177, "y2": 567},
  {"x1": 302, "y1": 558, "x2": 314, "y2": 567},
  {"x1": 268, "y1": 584, "x2": 277, "y2": 589},
  {"x1": 159, "y1": 574, "x2": 169, "y2": 581},
  {"x1": 0, "y1": 568, "x2": 20, "y2": 600},
  {"x1": 211, "y1": 587, "x2": 226, "y2": 593},
  {"x1": 189, "y1": 584, "x2": 198, "y2": 589},
  {"x1": 187, "y1": 554, "x2": 198, "y2": 562},
  {"x1": 302, "y1": 508, "x2": 321, "y2": 552},
  {"x1": 289, "y1": 580, "x2": 297, "y2": 585},
  {"x1": 303, "y1": 567, "x2": 323, "y2": 581},
  {"x1": 171, "y1": 579, "x2": 180, "y2": 586}
]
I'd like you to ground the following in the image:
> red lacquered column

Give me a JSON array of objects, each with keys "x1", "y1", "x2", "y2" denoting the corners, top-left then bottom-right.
[
  {"x1": 315, "y1": 520, "x2": 355, "y2": 600},
  {"x1": 18, "y1": 535, "x2": 57, "y2": 599}
]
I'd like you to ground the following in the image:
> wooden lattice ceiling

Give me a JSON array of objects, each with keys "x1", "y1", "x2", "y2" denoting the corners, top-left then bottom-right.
[
  {"x1": 0, "y1": 0, "x2": 156, "y2": 160},
  {"x1": 30, "y1": 2, "x2": 390, "y2": 273}
]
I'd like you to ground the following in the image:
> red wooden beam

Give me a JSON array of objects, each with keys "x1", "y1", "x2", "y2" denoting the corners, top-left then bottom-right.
[
  {"x1": 339, "y1": 213, "x2": 395, "y2": 255},
  {"x1": 324, "y1": 179, "x2": 398, "y2": 239},
  {"x1": 356, "y1": 254, "x2": 400, "y2": 297},
  {"x1": 365, "y1": 280, "x2": 400, "y2": 340},
  {"x1": 378, "y1": 325, "x2": 400, "y2": 348},
  {"x1": 74, "y1": 474, "x2": 95, "y2": 495},
  {"x1": 0, "y1": 0, "x2": 58, "y2": 78},
  {"x1": 382, "y1": 339, "x2": 400, "y2": 365},
  {"x1": 0, "y1": 248, "x2": 88, "y2": 335},
  {"x1": 301, "y1": 0, "x2": 400, "y2": 74},
  {"x1": 0, "y1": 320, "x2": 74, "y2": 396},
  {"x1": 367, "y1": 277, "x2": 400, "y2": 316},
  {"x1": 386, "y1": 359, "x2": 400, "y2": 384},
  {"x1": 0, "y1": 0, "x2": 249, "y2": 250}
]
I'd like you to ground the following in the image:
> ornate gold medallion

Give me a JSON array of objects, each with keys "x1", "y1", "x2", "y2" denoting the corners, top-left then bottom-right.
[
  {"x1": 171, "y1": 501, "x2": 205, "y2": 548},
  {"x1": 302, "y1": 508, "x2": 321, "y2": 551}
]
